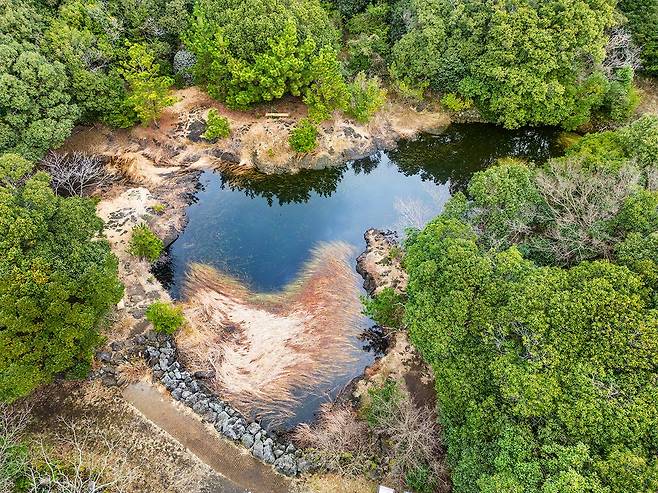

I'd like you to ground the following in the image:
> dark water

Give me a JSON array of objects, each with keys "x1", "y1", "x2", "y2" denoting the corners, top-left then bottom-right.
[{"x1": 154, "y1": 123, "x2": 562, "y2": 426}]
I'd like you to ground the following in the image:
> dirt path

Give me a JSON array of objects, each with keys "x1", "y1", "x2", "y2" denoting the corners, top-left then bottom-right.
[{"x1": 123, "y1": 382, "x2": 293, "y2": 493}]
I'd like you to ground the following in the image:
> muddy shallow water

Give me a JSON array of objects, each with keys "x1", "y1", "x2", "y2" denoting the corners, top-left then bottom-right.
[{"x1": 154, "y1": 123, "x2": 563, "y2": 427}]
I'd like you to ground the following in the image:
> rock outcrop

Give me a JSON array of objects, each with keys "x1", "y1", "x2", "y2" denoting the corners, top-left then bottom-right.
[{"x1": 356, "y1": 229, "x2": 408, "y2": 296}]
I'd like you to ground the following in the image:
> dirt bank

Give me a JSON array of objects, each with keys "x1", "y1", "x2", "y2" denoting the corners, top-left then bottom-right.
[{"x1": 61, "y1": 86, "x2": 450, "y2": 176}]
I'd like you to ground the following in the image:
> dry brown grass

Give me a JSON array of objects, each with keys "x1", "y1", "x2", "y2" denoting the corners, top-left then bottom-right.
[
  {"x1": 117, "y1": 359, "x2": 151, "y2": 386},
  {"x1": 176, "y1": 242, "x2": 363, "y2": 424},
  {"x1": 25, "y1": 381, "x2": 221, "y2": 493},
  {"x1": 298, "y1": 473, "x2": 376, "y2": 493}
]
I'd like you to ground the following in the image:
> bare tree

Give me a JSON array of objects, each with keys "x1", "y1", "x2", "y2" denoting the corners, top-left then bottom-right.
[
  {"x1": 1, "y1": 404, "x2": 31, "y2": 493},
  {"x1": 535, "y1": 159, "x2": 641, "y2": 264},
  {"x1": 647, "y1": 166, "x2": 658, "y2": 192},
  {"x1": 603, "y1": 27, "x2": 643, "y2": 76},
  {"x1": 41, "y1": 152, "x2": 112, "y2": 197}
]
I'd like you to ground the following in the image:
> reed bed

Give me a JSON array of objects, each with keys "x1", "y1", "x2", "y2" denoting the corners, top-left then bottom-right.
[{"x1": 177, "y1": 242, "x2": 364, "y2": 424}]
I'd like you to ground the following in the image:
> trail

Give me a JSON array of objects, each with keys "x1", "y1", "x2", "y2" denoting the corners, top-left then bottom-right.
[{"x1": 123, "y1": 382, "x2": 292, "y2": 493}]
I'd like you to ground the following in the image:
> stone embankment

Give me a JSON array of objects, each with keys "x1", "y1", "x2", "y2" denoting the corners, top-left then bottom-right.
[{"x1": 145, "y1": 335, "x2": 310, "y2": 477}]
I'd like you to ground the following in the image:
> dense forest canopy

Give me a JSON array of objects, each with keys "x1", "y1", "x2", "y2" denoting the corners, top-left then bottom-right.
[
  {"x1": 402, "y1": 116, "x2": 658, "y2": 493},
  {"x1": 0, "y1": 0, "x2": 657, "y2": 491},
  {"x1": 0, "y1": 0, "x2": 655, "y2": 162}
]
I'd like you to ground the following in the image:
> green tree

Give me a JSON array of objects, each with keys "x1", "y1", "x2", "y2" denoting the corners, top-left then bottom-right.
[
  {"x1": 404, "y1": 216, "x2": 658, "y2": 493},
  {"x1": 0, "y1": 154, "x2": 123, "y2": 402},
  {"x1": 391, "y1": 0, "x2": 624, "y2": 129},
  {"x1": 185, "y1": 0, "x2": 343, "y2": 112},
  {"x1": 120, "y1": 42, "x2": 175, "y2": 126},
  {"x1": 0, "y1": 40, "x2": 79, "y2": 160}
]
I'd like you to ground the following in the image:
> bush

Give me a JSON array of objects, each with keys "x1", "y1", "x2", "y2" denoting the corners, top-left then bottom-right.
[
  {"x1": 128, "y1": 224, "x2": 163, "y2": 262},
  {"x1": 289, "y1": 119, "x2": 318, "y2": 153},
  {"x1": 441, "y1": 93, "x2": 473, "y2": 112},
  {"x1": 202, "y1": 109, "x2": 231, "y2": 140},
  {"x1": 146, "y1": 301, "x2": 185, "y2": 334},
  {"x1": 362, "y1": 287, "x2": 405, "y2": 329},
  {"x1": 0, "y1": 154, "x2": 123, "y2": 402},
  {"x1": 346, "y1": 72, "x2": 387, "y2": 123}
]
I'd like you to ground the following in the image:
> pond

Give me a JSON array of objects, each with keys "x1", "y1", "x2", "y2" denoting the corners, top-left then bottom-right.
[{"x1": 154, "y1": 123, "x2": 563, "y2": 428}]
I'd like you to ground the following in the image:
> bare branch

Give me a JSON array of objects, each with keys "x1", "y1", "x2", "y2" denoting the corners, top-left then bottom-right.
[{"x1": 41, "y1": 152, "x2": 113, "y2": 197}]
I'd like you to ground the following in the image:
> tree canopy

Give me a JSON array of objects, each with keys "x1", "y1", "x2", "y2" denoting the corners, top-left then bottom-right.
[
  {"x1": 401, "y1": 116, "x2": 658, "y2": 493},
  {"x1": 0, "y1": 154, "x2": 123, "y2": 402}
]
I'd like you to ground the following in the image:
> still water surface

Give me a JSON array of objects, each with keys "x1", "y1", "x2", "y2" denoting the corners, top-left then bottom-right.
[{"x1": 155, "y1": 123, "x2": 563, "y2": 426}]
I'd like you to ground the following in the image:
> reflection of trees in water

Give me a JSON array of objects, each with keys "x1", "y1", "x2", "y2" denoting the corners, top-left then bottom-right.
[
  {"x1": 389, "y1": 124, "x2": 562, "y2": 194},
  {"x1": 218, "y1": 165, "x2": 348, "y2": 206},
  {"x1": 215, "y1": 124, "x2": 561, "y2": 205}
]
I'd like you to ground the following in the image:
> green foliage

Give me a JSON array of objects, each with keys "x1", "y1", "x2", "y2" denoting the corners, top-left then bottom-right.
[
  {"x1": 619, "y1": 0, "x2": 658, "y2": 74},
  {"x1": 345, "y1": 3, "x2": 391, "y2": 76},
  {"x1": 363, "y1": 378, "x2": 400, "y2": 427},
  {"x1": 362, "y1": 287, "x2": 405, "y2": 329},
  {"x1": 0, "y1": 153, "x2": 123, "y2": 402},
  {"x1": 202, "y1": 108, "x2": 230, "y2": 140},
  {"x1": 128, "y1": 223, "x2": 163, "y2": 262},
  {"x1": 120, "y1": 42, "x2": 176, "y2": 125},
  {"x1": 0, "y1": 26, "x2": 80, "y2": 159},
  {"x1": 405, "y1": 466, "x2": 436, "y2": 493},
  {"x1": 405, "y1": 216, "x2": 658, "y2": 493},
  {"x1": 185, "y1": 0, "x2": 339, "y2": 109},
  {"x1": 303, "y1": 46, "x2": 349, "y2": 121},
  {"x1": 391, "y1": 0, "x2": 623, "y2": 129},
  {"x1": 146, "y1": 300, "x2": 184, "y2": 334},
  {"x1": 345, "y1": 72, "x2": 386, "y2": 123},
  {"x1": 441, "y1": 93, "x2": 473, "y2": 112},
  {"x1": 288, "y1": 118, "x2": 318, "y2": 153},
  {"x1": 402, "y1": 116, "x2": 658, "y2": 493}
]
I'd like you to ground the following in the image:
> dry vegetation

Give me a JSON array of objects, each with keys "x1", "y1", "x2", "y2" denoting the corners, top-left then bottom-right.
[
  {"x1": 177, "y1": 242, "x2": 364, "y2": 423},
  {"x1": 20, "y1": 381, "x2": 224, "y2": 493},
  {"x1": 294, "y1": 383, "x2": 447, "y2": 492}
]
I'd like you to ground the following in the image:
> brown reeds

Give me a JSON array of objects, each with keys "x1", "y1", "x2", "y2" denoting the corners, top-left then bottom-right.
[{"x1": 177, "y1": 242, "x2": 364, "y2": 424}]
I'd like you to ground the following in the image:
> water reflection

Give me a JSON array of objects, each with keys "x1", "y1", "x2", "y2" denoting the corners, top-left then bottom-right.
[{"x1": 155, "y1": 124, "x2": 562, "y2": 297}]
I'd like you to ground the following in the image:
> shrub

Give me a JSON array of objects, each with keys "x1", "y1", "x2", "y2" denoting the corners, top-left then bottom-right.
[
  {"x1": 202, "y1": 109, "x2": 231, "y2": 140},
  {"x1": 346, "y1": 72, "x2": 387, "y2": 123},
  {"x1": 128, "y1": 224, "x2": 163, "y2": 262},
  {"x1": 146, "y1": 301, "x2": 185, "y2": 334},
  {"x1": 362, "y1": 287, "x2": 405, "y2": 329},
  {"x1": 441, "y1": 93, "x2": 473, "y2": 112},
  {"x1": 289, "y1": 118, "x2": 318, "y2": 153}
]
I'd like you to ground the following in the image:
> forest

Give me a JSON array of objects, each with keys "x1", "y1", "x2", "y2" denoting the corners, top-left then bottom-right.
[{"x1": 1, "y1": 0, "x2": 658, "y2": 491}]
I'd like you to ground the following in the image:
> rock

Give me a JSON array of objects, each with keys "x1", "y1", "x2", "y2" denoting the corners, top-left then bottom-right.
[
  {"x1": 274, "y1": 449, "x2": 284, "y2": 458},
  {"x1": 285, "y1": 443, "x2": 295, "y2": 454},
  {"x1": 215, "y1": 411, "x2": 229, "y2": 427},
  {"x1": 97, "y1": 352, "x2": 112, "y2": 363},
  {"x1": 274, "y1": 454, "x2": 298, "y2": 476},
  {"x1": 252, "y1": 439, "x2": 264, "y2": 460},
  {"x1": 110, "y1": 341, "x2": 125, "y2": 351},
  {"x1": 262, "y1": 443, "x2": 275, "y2": 464},
  {"x1": 297, "y1": 459, "x2": 312, "y2": 474},
  {"x1": 247, "y1": 422, "x2": 261, "y2": 435},
  {"x1": 101, "y1": 375, "x2": 117, "y2": 387},
  {"x1": 171, "y1": 388, "x2": 183, "y2": 400},
  {"x1": 192, "y1": 400, "x2": 209, "y2": 415},
  {"x1": 194, "y1": 369, "x2": 216, "y2": 379},
  {"x1": 241, "y1": 434, "x2": 255, "y2": 448}
]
